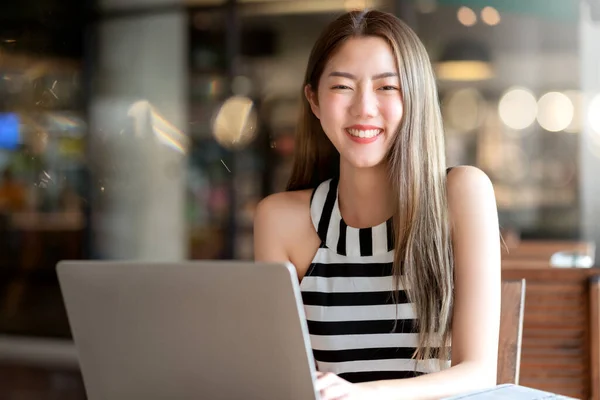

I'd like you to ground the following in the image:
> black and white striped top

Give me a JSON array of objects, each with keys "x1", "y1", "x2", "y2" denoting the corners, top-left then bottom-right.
[{"x1": 300, "y1": 178, "x2": 439, "y2": 383}]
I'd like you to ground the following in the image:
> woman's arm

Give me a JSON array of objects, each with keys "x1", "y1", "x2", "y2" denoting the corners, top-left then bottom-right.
[
  {"x1": 358, "y1": 165, "x2": 502, "y2": 400},
  {"x1": 253, "y1": 190, "x2": 318, "y2": 274},
  {"x1": 253, "y1": 193, "x2": 291, "y2": 263}
]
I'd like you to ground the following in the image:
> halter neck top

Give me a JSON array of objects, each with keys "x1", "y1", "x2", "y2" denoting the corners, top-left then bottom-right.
[{"x1": 299, "y1": 177, "x2": 439, "y2": 383}]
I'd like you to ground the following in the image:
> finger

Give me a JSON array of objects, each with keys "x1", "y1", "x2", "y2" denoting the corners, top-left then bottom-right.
[
  {"x1": 315, "y1": 373, "x2": 337, "y2": 391},
  {"x1": 315, "y1": 372, "x2": 341, "y2": 391},
  {"x1": 320, "y1": 383, "x2": 351, "y2": 400},
  {"x1": 314, "y1": 371, "x2": 326, "y2": 383}
]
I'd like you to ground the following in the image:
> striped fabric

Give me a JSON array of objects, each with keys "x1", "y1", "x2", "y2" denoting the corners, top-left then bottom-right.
[{"x1": 300, "y1": 178, "x2": 439, "y2": 383}]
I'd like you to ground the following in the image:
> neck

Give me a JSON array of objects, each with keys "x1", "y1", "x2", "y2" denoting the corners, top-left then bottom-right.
[{"x1": 337, "y1": 160, "x2": 395, "y2": 228}]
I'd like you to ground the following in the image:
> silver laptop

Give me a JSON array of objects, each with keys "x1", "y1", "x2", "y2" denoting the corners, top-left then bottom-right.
[{"x1": 57, "y1": 261, "x2": 319, "y2": 400}]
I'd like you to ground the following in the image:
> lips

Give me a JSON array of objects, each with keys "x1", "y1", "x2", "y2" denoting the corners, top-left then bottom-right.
[
  {"x1": 346, "y1": 128, "x2": 381, "y2": 138},
  {"x1": 345, "y1": 125, "x2": 383, "y2": 142}
]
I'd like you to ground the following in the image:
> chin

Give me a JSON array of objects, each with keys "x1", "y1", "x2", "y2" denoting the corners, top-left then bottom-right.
[
  {"x1": 345, "y1": 156, "x2": 387, "y2": 169},
  {"x1": 338, "y1": 141, "x2": 390, "y2": 170}
]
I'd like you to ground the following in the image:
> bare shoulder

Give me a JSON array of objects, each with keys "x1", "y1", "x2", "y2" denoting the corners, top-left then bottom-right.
[
  {"x1": 255, "y1": 189, "x2": 313, "y2": 218},
  {"x1": 446, "y1": 165, "x2": 499, "y2": 241},
  {"x1": 447, "y1": 165, "x2": 494, "y2": 194},
  {"x1": 253, "y1": 190, "x2": 317, "y2": 269},
  {"x1": 254, "y1": 190, "x2": 313, "y2": 234},
  {"x1": 446, "y1": 165, "x2": 498, "y2": 228}
]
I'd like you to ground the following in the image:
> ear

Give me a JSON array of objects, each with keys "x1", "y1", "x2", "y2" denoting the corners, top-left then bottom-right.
[{"x1": 304, "y1": 84, "x2": 321, "y2": 120}]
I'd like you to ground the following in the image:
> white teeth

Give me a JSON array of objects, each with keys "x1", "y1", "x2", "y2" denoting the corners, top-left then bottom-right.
[{"x1": 347, "y1": 128, "x2": 381, "y2": 138}]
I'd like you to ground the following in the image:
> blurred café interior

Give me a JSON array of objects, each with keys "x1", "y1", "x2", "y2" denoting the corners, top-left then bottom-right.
[{"x1": 0, "y1": 0, "x2": 599, "y2": 398}]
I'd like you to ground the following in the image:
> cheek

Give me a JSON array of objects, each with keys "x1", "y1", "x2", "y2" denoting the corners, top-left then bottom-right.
[
  {"x1": 382, "y1": 99, "x2": 404, "y2": 124},
  {"x1": 318, "y1": 93, "x2": 349, "y2": 125}
]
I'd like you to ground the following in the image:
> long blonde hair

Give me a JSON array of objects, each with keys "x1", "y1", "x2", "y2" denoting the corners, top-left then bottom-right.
[{"x1": 287, "y1": 10, "x2": 454, "y2": 365}]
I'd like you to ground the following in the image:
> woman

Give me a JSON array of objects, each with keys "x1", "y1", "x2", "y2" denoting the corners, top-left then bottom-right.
[{"x1": 254, "y1": 9, "x2": 500, "y2": 400}]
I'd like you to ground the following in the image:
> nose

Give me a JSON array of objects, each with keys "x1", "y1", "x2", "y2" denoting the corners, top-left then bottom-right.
[{"x1": 350, "y1": 88, "x2": 378, "y2": 119}]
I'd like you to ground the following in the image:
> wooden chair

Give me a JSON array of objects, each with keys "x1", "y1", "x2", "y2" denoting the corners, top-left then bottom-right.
[
  {"x1": 501, "y1": 269, "x2": 600, "y2": 399},
  {"x1": 497, "y1": 279, "x2": 526, "y2": 385}
]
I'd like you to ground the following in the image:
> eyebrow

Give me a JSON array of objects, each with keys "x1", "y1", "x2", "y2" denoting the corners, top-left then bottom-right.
[{"x1": 328, "y1": 71, "x2": 398, "y2": 80}]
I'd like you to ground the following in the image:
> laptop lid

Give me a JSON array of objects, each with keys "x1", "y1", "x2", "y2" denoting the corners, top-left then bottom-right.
[{"x1": 57, "y1": 260, "x2": 318, "y2": 400}]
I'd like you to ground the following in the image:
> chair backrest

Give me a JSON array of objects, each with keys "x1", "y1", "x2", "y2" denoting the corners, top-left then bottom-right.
[{"x1": 497, "y1": 279, "x2": 526, "y2": 384}]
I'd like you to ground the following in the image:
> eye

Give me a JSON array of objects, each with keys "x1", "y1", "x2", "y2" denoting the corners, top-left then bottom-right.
[
  {"x1": 379, "y1": 86, "x2": 399, "y2": 91},
  {"x1": 331, "y1": 85, "x2": 352, "y2": 90}
]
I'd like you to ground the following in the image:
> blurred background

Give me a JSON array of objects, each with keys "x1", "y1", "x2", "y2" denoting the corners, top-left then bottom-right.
[{"x1": 0, "y1": 0, "x2": 599, "y2": 398}]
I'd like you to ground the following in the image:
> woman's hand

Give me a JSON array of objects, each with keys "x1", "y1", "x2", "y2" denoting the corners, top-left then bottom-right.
[{"x1": 315, "y1": 372, "x2": 379, "y2": 400}]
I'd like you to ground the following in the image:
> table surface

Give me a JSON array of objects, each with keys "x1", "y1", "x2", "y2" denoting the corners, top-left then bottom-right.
[{"x1": 443, "y1": 384, "x2": 577, "y2": 399}]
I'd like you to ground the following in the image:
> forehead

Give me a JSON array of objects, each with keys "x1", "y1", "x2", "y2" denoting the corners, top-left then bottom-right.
[{"x1": 323, "y1": 36, "x2": 398, "y2": 75}]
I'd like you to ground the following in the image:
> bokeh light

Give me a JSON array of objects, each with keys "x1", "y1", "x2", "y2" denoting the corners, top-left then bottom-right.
[
  {"x1": 498, "y1": 87, "x2": 538, "y2": 130},
  {"x1": 536, "y1": 92, "x2": 574, "y2": 132},
  {"x1": 212, "y1": 96, "x2": 258, "y2": 149},
  {"x1": 457, "y1": 6, "x2": 477, "y2": 27},
  {"x1": 481, "y1": 6, "x2": 501, "y2": 26},
  {"x1": 444, "y1": 88, "x2": 485, "y2": 132},
  {"x1": 588, "y1": 93, "x2": 600, "y2": 135}
]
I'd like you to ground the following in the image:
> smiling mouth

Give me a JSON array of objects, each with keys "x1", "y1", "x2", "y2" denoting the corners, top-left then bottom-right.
[{"x1": 345, "y1": 128, "x2": 383, "y2": 139}]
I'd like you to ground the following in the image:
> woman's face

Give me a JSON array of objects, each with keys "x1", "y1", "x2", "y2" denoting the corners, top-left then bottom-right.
[{"x1": 306, "y1": 35, "x2": 404, "y2": 169}]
